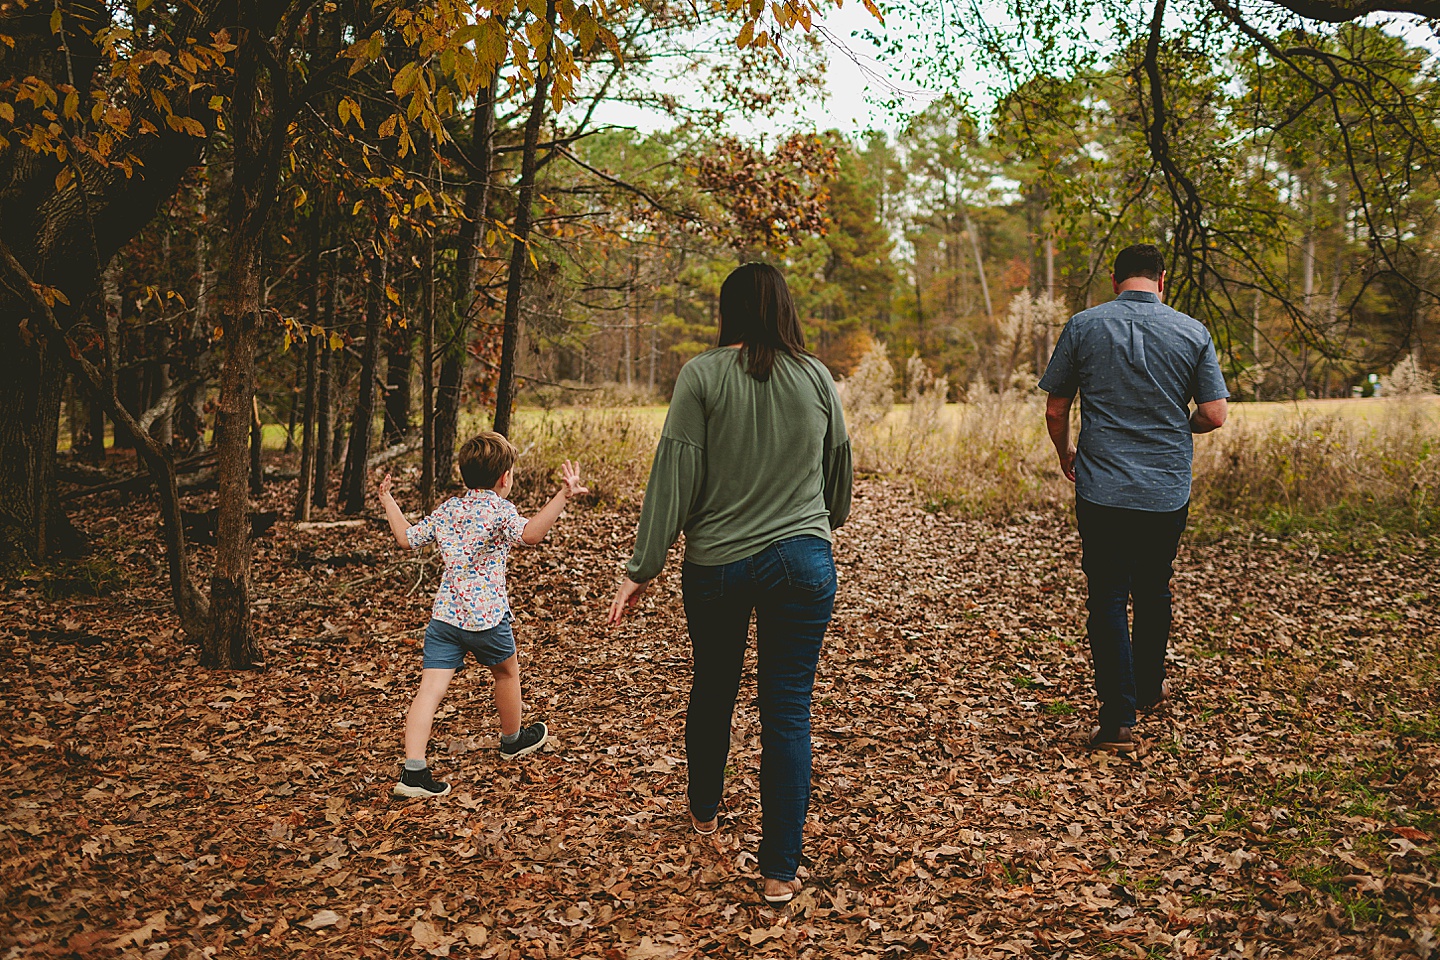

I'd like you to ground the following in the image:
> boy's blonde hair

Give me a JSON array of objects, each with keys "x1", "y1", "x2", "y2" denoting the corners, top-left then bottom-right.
[{"x1": 458, "y1": 432, "x2": 518, "y2": 489}]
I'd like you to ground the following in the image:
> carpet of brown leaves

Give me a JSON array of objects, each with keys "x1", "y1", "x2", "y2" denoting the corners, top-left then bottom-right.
[{"x1": 4, "y1": 476, "x2": 1439, "y2": 959}]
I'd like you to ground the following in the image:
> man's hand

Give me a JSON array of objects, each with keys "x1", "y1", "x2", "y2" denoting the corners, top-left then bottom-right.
[
  {"x1": 1045, "y1": 393, "x2": 1077, "y2": 482},
  {"x1": 1057, "y1": 444, "x2": 1077, "y2": 482},
  {"x1": 1190, "y1": 398, "x2": 1228, "y2": 434},
  {"x1": 608, "y1": 577, "x2": 649, "y2": 625},
  {"x1": 559, "y1": 460, "x2": 589, "y2": 499}
]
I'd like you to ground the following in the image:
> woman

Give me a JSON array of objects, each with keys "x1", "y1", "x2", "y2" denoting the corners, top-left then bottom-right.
[{"x1": 608, "y1": 262, "x2": 852, "y2": 904}]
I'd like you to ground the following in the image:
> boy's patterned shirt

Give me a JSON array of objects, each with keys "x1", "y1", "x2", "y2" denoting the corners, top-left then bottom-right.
[{"x1": 406, "y1": 489, "x2": 528, "y2": 631}]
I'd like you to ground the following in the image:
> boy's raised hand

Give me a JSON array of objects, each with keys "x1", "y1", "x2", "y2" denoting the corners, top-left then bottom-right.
[
  {"x1": 560, "y1": 460, "x2": 589, "y2": 498},
  {"x1": 378, "y1": 472, "x2": 395, "y2": 500}
]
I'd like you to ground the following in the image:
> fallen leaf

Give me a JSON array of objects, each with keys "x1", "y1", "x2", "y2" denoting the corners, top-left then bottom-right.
[
  {"x1": 107, "y1": 911, "x2": 166, "y2": 949},
  {"x1": 302, "y1": 909, "x2": 341, "y2": 930}
]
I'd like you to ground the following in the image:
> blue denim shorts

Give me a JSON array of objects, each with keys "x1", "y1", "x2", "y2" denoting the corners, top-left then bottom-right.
[{"x1": 422, "y1": 614, "x2": 516, "y2": 669}]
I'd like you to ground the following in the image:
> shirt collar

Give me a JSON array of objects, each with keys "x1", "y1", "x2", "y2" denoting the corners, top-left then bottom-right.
[
  {"x1": 1116, "y1": 290, "x2": 1161, "y2": 303},
  {"x1": 463, "y1": 488, "x2": 498, "y2": 500}
]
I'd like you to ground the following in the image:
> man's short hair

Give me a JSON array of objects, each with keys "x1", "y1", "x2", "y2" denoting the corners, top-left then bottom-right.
[
  {"x1": 458, "y1": 432, "x2": 518, "y2": 489},
  {"x1": 1113, "y1": 244, "x2": 1166, "y2": 283}
]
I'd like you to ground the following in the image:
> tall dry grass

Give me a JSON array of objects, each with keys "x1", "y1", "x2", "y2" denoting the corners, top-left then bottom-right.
[
  {"x1": 850, "y1": 395, "x2": 1069, "y2": 514},
  {"x1": 1192, "y1": 402, "x2": 1440, "y2": 534},
  {"x1": 501, "y1": 396, "x2": 1440, "y2": 538},
  {"x1": 509, "y1": 407, "x2": 661, "y2": 505},
  {"x1": 852, "y1": 396, "x2": 1440, "y2": 536}
]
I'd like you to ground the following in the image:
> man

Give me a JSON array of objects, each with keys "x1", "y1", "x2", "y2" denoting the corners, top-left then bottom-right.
[{"x1": 1039, "y1": 243, "x2": 1229, "y2": 752}]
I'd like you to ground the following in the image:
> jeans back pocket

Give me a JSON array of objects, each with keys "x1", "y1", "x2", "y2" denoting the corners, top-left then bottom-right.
[{"x1": 774, "y1": 535, "x2": 836, "y2": 594}]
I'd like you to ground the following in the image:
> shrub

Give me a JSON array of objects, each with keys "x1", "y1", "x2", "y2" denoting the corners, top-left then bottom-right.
[
  {"x1": 1380, "y1": 354, "x2": 1436, "y2": 398},
  {"x1": 839, "y1": 341, "x2": 894, "y2": 430},
  {"x1": 850, "y1": 392, "x2": 1065, "y2": 514},
  {"x1": 1192, "y1": 403, "x2": 1440, "y2": 535},
  {"x1": 993, "y1": 292, "x2": 1066, "y2": 395}
]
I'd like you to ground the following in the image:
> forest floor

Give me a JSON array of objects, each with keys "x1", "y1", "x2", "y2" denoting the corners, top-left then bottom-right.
[{"x1": 4, "y1": 470, "x2": 1440, "y2": 959}]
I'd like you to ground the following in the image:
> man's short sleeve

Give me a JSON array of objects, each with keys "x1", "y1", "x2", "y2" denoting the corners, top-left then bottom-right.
[
  {"x1": 406, "y1": 511, "x2": 438, "y2": 549},
  {"x1": 1038, "y1": 321, "x2": 1080, "y2": 398},
  {"x1": 1192, "y1": 339, "x2": 1230, "y2": 404},
  {"x1": 498, "y1": 500, "x2": 527, "y2": 544}
]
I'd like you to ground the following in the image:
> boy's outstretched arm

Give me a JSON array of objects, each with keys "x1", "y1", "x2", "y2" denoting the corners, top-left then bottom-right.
[
  {"x1": 377, "y1": 474, "x2": 413, "y2": 548},
  {"x1": 521, "y1": 460, "x2": 588, "y2": 545}
]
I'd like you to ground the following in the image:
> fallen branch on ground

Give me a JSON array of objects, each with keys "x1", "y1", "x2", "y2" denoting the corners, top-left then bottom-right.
[{"x1": 292, "y1": 519, "x2": 372, "y2": 532}]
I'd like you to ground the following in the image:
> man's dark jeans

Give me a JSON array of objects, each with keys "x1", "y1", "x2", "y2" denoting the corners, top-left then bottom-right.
[
  {"x1": 1075, "y1": 497, "x2": 1189, "y2": 732},
  {"x1": 681, "y1": 535, "x2": 837, "y2": 882}
]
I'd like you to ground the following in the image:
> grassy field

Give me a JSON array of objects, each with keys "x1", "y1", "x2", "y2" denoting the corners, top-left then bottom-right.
[
  {"x1": 65, "y1": 396, "x2": 1440, "y2": 543},
  {"x1": 1225, "y1": 395, "x2": 1440, "y2": 424},
  {"x1": 65, "y1": 396, "x2": 1439, "y2": 453},
  {"x1": 883, "y1": 395, "x2": 1440, "y2": 427},
  {"x1": 496, "y1": 395, "x2": 1440, "y2": 543}
]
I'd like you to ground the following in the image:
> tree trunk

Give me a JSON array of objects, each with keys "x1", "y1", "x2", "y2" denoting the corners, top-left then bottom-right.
[
  {"x1": 314, "y1": 246, "x2": 340, "y2": 508},
  {"x1": 959, "y1": 201, "x2": 992, "y2": 318},
  {"x1": 435, "y1": 83, "x2": 497, "y2": 487},
  {"x1": 649, "y1": 301, "x2": 658, "y2": 392},
  {"x1": 330, "y1": 346, "x2": 349, "y2": 486},
  {"x1": 296, "y1": 336, "x2": 319, "y2": 519},
  {"x1": 315, "y1": 341, "x2": 334, "y2": 508},
  {"x1": 433, "y1": 356, "x2": 464, "y2": 489},
  {"x1": 0, "y1": 307, "x2": 68, "y2": 567},
  {"x1": 493, "y1": 3, "x2": 555, "y2": 438},
  {"x1": 284, "y1": 355, "x2": 300, "y2": 454},
  {"x1": 1045, "y1": 233, "x2": 1055, "y2": 299},
  {"x1": 249, "y1": 395, "x2": 264, "y2": 497},
  {"x1": 295, "y1": 211, "x2": 323, "y2": 520},
  {"x1": 342, "y1": 237, "x2": 386, "y2": 514},
  {"x1": 421, "y1": 198, "x2": 437, "y2": 513},
  {"x1": 84, "y1": 390, "x2": 107, "y2": 462},
  {"x1": 383, "y1": 325, "x2": 412, "y2": 446},
  {"x1": 109, "y1": 262, "x2": 137, "y2": 452},
  {"x1": 153, "y1": 339, "x2": 173, "y2": 445},
  {"x1": 153, "y1": 233, "x2": 173, "y2": 446},
  {"x1": 204, "y1": 19, "x2": 269, "y2": 671},
  {"x1": 66, "y1": 376, "x2": 82, "y2": 453},
  {"x1": 180, "y1": 174, "x2": 212, "y2": 454}
]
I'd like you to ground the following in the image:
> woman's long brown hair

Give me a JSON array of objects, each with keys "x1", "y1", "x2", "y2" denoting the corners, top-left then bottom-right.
[{"x1": 717, "y1": 262, "x2": 810, "y2": 382}]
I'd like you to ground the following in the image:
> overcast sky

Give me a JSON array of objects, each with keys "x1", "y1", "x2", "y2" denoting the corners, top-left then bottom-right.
[
  {"x1": 584, "y1": 2, "x2": 954, "y2": 139},
  {"x1": 585, "y1": 3, "x2": 1439, "y2": 143}
]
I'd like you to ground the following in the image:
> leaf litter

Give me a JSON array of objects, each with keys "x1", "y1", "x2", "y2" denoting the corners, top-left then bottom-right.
[{"x1": 2, "y1": 477, "x2": 1438, "y2": 958}]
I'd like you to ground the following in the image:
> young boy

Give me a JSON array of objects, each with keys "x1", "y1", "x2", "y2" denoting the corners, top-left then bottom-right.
[{"x1": 378, "y1": 432, "x2": 587, "y2": 798}]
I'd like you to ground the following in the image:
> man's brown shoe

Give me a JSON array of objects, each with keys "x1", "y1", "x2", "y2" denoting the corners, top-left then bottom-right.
[
  {"x1": 1087, "y1": 725, "x2": 1134, "y2": 753},
  {"x1": 1137, "y1": 680, "x2": 1170, "y2": 713}
]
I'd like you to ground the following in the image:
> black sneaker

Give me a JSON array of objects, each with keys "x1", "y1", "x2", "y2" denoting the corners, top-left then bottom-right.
[
  {"x1": 499, "y1": 722, "x2": 548, "y2": 760},
  {"x1": 393, "y1": 765, "x2": 451, "y2": 798}
]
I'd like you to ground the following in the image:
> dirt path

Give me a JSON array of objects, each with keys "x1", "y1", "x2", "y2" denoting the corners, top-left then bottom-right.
[{"x1": 3, "y1": 479, "x2": 1438, "y2": 958}]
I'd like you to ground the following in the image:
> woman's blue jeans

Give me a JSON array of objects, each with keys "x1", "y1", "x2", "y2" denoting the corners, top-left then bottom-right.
[{"x1": 681, "y1": 535, "x2": 837, "y2": 882}]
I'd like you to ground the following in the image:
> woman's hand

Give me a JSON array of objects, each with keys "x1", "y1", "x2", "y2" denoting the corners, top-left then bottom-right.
[{"x1": 608, "y1": 577, "x2": 650, "y2": 625}]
